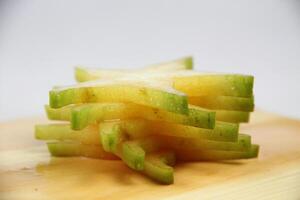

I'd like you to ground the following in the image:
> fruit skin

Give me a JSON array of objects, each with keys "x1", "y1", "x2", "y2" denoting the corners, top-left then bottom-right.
[
  {"x1": 75, "y1": 56, "x2": 193, "y2": 82},
  {"x1": 99, "y1": 122, "x2": 125, "y2": 153},
  {"x1": 122, "y1": 145, "x2": 176, "y2": 184},
  {"x1": 143, "y1": 151, "x2": 175, "y2": 185},
  {"x1": 121, "y1": 141, "x2": 145, "y2": 171},
  {"x1": 99, "y1": 122, "x2": 146, "y2": 171},
  {"x1": 47, "y1": 142, "x2": 118, "y2": 159},
  {"x1": 49, "y1": 80, "x2": 189, "y2": 115},
  {"x1": 215, "y1": 110, "x2": 250, "y2": 123},
  {"x1": 189, "y1": 95, "x2": 254, "y2": 111}
]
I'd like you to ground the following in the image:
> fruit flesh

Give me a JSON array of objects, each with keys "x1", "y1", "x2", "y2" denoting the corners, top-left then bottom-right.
[
  {"x1": 215, "y1": 110, "x2": 250, "y2": 123},
  {"x1": 46, "y1": 103, "x2": 215, "y2": 130},
  {"x1": 49, "y1": 78, "x2": 188, "y2": 115},
  {"x1": 172, "y1": 72, "x2": 254, "y2": 97},
  {"x1": 75, "y1": 56, "x2": 193, "y2": 82},
  {"x1": 189, "y1": 95, "x2": 254, "y2": 111},
  {"x1": 143, "y1": 56, "x2": 193, "y2": 72},
  {"x1": 75, "y1": 68, "x2": 125, "y2": 83}
]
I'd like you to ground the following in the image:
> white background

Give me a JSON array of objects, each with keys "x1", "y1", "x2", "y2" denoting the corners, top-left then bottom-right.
[{"x1": 0, "y1": 0, "x2": 299, "y2": 121}]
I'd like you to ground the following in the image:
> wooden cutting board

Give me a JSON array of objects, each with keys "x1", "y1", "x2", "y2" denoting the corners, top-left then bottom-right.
[{"x1": 1, "y1": 111, "x2": 300, "y2": 200}]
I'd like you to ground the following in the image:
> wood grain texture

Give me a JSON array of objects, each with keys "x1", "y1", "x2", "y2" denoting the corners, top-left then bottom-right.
[{"x1": 0, "y1": 112, "x2": 300, "y2": 200}]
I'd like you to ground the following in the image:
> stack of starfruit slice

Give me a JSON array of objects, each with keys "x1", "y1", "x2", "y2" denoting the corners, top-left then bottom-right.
[{"x1": 35, "y1": 57, "x2": 259, "y2": 184}]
